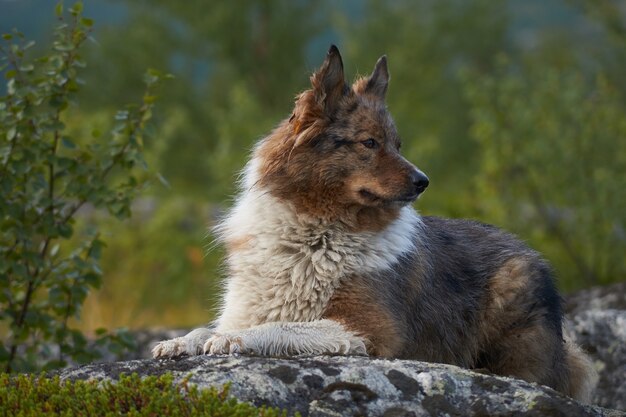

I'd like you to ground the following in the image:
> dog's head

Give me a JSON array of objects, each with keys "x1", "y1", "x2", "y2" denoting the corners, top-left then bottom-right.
[{"x1": 256, "y1": 45, "x2": 428, "y2": 229}]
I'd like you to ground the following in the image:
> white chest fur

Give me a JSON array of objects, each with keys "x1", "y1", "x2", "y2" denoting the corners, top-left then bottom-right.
[{"x1": 213, "y1": 161, "x2": 421, "y2": 332}]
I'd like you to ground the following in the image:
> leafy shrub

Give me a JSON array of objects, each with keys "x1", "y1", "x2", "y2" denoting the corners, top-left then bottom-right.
[
  {"x1": 464, "y1": 58, "x2": 626, "y2": 289},
  {"x1": 0, "y1": 372, "x2": 293, "y2": 416},
  {"x1": 0, "y1": 2, "x2": 168, "y2": 372}
]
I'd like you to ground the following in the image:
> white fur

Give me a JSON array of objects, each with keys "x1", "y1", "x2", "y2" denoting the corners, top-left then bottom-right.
[
  {"x1": 153, "y1": 155, "x2": 421, "y2": 359},
  {"x1": 215, "y1": 157, "x2": 421, "y2": 331},
  {"x1": 203, "y1": 320, "x2": 367, "y2": 356}
]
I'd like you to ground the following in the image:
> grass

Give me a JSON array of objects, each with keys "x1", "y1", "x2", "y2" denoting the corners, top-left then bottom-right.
[{"x1": 0, "y1": 372, "x2": 294, "y2": 416}]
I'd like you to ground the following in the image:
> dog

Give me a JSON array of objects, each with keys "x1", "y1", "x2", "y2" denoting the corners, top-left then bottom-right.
[{"x1": 153, "y1": 45, "x2": 597, "y2": 402}]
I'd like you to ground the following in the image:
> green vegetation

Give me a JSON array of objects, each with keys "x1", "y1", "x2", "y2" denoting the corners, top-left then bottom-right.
[
  {"x1": 0, "y1": 372, "x2": 292, "y2": 416},
  {"x1": 0, "y1": 0, "x2": 625, "y2": 368},
  {"x1": 465, "y1": 61, "x2": 626, "y2": 287},
  {"x1": 0, "y1": 3, "x2": 168, "y2": 372}
]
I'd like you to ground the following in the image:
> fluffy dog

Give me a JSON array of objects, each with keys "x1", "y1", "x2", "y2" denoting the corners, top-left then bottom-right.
[{"x1": 153, "y1": 46, "x2": 597, "y2": 402}]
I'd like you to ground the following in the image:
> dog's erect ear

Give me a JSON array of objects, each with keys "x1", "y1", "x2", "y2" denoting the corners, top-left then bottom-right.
[
  {"x1": 290, "y1": 46, "x2": 347, "y2": 148},
  {"x1": 311, "y1": 45, "x2": 347, "y2": 113},
  {"x1": 364, "y1": 55, "x2": 389, "y2": 99}
]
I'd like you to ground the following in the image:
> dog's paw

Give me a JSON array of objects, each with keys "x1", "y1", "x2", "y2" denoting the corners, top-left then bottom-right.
[
  {"x1": 152, "y1": 328, "x2": 213, "y2": 359},
  {"x1": 152, "y1": 337, "x2": 192, "y2": 359},
  {"x1": 203, "y1": 333, "x2": 244, "y2": 355},
  {"x1": 328, "y1": 335, "x2": 367, "y2": 356},
  {"x1": 345, "y1": 336, "x2": 368, "y2": 356}
]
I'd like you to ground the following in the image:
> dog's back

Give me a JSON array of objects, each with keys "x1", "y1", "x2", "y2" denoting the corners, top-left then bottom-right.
[{"x1": 324, "y1": 216, "x2": 597, "y2": 401}]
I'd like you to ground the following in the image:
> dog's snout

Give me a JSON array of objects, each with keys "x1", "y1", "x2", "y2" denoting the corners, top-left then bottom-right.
[{"x1": 411, "y1": 170, "x2": 429, "y2": 195}]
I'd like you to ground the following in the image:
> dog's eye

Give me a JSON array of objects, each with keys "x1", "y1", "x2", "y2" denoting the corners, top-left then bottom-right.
[{"x1": 361, "y1": 138, "x2": 379, "y2": 149}]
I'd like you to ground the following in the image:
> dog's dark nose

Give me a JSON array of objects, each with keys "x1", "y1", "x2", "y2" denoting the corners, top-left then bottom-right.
[{"x1": 411, "y1": 170, "x2": 429, "y2": 195}]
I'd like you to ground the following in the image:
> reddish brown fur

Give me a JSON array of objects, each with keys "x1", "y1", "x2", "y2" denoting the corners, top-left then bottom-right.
[
  {"x1": 323, "y1": 275, "x2": 403, "y2": 357},
  {"x1": 474, "y1": 258, "x2": 581, "y2": 395},
  {"x1": 478, "y1": 258, "x2": 534, "y2": 345}
]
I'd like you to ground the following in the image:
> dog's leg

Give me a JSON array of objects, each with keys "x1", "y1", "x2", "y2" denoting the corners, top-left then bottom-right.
[
  {"x1": 152, "y1": 327, "x2": 214, "y2": 358},
  {"x1": 204, "y1": 319, "x2": 367, "y2": 356}
]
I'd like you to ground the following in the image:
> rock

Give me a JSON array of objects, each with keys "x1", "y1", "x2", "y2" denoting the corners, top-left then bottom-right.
[
  {"x1": 56, "y1": 355, "x2": 623, "y2": 417},
  {"x1": 78, "y1": 283, "x2": 625, "y2": 414},
  {"x1": 561, "y1": 281, "x2": 626, "y2": 411},
  {"x1": 565, "y1": 310, "x2": 626, "y2": 411},
  {"x1": 565, "y1": 282, "x2": 626, "y2": 316}
]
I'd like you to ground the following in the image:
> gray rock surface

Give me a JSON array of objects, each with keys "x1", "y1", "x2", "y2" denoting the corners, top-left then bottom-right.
[
  {"x1": 565, "y1": 282, "x2": 626, "y2": 316},
  {"x1": 57, "y1": 355, "x2": 623, "y2": 417},
  {"x1": 562, "y1": 281, "x2": 626, "y2": 410},
  {"x1": 565, "y1": 310, "x2": 626, "y2": 411}
]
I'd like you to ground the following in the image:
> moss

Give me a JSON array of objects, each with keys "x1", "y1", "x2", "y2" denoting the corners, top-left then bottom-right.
[{"x1": 0, "y1": 372, "x2": 296, "y2": 416}]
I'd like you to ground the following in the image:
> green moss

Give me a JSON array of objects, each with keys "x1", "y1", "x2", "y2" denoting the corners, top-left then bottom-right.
[{"x1": 0, "y1": 372, "x2": 295, "y2": 416}]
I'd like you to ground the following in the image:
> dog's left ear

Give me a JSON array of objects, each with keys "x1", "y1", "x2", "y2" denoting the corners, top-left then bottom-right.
[
  {"x1": 355, "y1": 55, "x2": 389, "y2": 100},
  {"x1": 368, "y1": 55, "x2": 389, "y2": 98}
]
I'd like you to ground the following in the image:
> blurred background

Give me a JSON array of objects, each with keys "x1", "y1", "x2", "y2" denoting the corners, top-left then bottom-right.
[{"x1": 1, "y1": 0, "x2": 624, "y2": 334}]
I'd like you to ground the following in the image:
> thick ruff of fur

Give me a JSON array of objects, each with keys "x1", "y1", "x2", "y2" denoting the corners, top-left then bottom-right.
[
  {"x1": 153, "y1": 46, "x2": 597, "y2": 403},
  {"x1": 215, "y1": 163, "x2": 421, "y2": 330}
]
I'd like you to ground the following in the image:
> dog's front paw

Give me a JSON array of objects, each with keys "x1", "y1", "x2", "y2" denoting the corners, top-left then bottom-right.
[
  {"x1": 152, "y1": 337, "x2": 192, "y2": 359},
  {"x1": 152, "y1": 328, "x2": 213, "y2": 359},
  {"x1": 203, "y1": 333, "x2": 244, "y2": 355},
  {"x1": 345, "y1": 336, "x2": 368, "y2": 356}
]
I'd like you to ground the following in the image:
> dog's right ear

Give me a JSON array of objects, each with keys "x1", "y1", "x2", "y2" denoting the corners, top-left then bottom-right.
[
  {"x1": 290, "y1": 46, "x2": 347, "y2": 149},
  {"x1": 311, "y1": 45, "x2": 348, "y2": 114}
]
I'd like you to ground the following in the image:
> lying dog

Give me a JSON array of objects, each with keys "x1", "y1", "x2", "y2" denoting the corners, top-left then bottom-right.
[{"x1": 153, "y1": 45, "x2": 597, "y2": 402}]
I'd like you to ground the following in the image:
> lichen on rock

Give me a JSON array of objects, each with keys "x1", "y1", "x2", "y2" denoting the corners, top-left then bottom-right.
[{"x1": 55, "y1": 355, "x2": 623, "y2": 417}]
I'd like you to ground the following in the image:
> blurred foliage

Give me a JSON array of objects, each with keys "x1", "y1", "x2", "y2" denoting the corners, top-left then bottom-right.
[
  {"x1": 0, "y1": 0, "x2": 624, "y2": 335},
  {"x1": 0, "y1": 2, "x2": 168, "y2": 371},
  {"x1": 465, "y1": 61, "x2": 626, "y2": 289}
]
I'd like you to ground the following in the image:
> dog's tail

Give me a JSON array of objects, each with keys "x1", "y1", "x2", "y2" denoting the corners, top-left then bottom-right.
[{"x1": 563, "y1": 336, "x2": 598, "y2": 403}]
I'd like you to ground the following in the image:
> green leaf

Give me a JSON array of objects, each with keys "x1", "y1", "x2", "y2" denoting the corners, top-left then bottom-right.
[
  {"x1": 143, "y1": 94, "x2": 157, "y2": 104},
  {"x1": 55, "y1": 2, "x2": 64, "y2": 17},
  {"x1": 50, "y1": 243, "x2": 60, "y2": 257},
  {"x1": 58, "y1": 223, "x2": 73, "y2": 238},
  {"x1": 7, "y1": 78, "x2": 16, "y2": 95},
  {"x1": 53, "y1": 42, "x2": 73, "y2": 52},
  {"x1": 4, "y1": 69, "x2": 17, "y2": 79},
  {"x1": 69, "y1": 2, "x2": 83, "y2": 16},
  {"x1": 6, "y1": 127, "x2": 17, "y2": 140},
  {"x1": 42, "y1": 120, "x2": 65, "y2": 131},
  {"x1": 80, "y1": 17, "x2": 94, "y2": 27}
]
